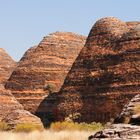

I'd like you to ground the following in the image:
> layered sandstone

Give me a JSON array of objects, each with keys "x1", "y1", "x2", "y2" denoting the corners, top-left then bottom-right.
[
  {"x1": 54, "y1": 17, "x2": 140, "y2": 123},
  {"x1": 0, "y1": 87, "x2": 43, "y2": 128},
  {"x1": 90, "y1": 124, "x2": 140, "y2": 139},
  {"x1": 115, "y1": 94, "x2": 140, "y2": 124},
  {"x1": 91, "y1": 94, "x2": 140, "y2": 139},
  {"x1": 126, "y1": 21, "x2": 140, "y2": 29},
  {"x1": 0, "y1": 48, "x2": 16, "y2": 85},
  {"x1": 5, "y1": 32, "x2": 86, "y2": 114}
]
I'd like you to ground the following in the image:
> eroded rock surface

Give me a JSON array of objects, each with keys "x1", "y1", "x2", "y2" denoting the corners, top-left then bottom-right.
[
  {"x1": 89, "y1": 124, "x2": 140, "y2": 140},
  {"x1": 90, "y1": 94, "x2": 140, "y2": 139},
  {"x1": 114, "y1": 94, "x2": 140, "y2": 124},
  {"x1": 126, "y1": 21, "x2": 140, "y2": 29},
  {"x1": 55, "y1": 17, "x2": 140, "y2": 123},
  {"x1": 0, "y1": 87, "x2": 43, "y2": 128},
  {"x1": 0, "y1": 48, "x2": 16, "y2": 85},
  {"x1": 5, "y1": 32, "x2": 86, "y2": 115}
]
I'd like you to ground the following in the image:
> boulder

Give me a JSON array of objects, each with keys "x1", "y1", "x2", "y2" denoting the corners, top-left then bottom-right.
[
  {"x1": 115, "y1": 94, "x2": 140, "y2": 124},
  {"x1": 90, "y1": 124, "x2": 140, "y2": 139}
]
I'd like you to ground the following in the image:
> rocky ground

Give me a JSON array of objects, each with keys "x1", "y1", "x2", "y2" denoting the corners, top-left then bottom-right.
[
  {"x1": 90, "y1": 93, "x2": 140, "y2": 139},
  {"x1": 89, "y1": 124, "x2": 140, "y2": 139}
]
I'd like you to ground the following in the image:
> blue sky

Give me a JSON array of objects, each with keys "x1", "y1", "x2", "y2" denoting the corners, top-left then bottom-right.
[{"x1": 0, "y1": 0, "x2": 139, "y2": 61}]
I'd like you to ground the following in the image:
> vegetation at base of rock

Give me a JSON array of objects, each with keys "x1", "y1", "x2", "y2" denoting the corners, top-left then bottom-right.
[
  {"x1": 0, "y1": 122, "x2": 10, "y2": 131},
  {"x1": 14, "y1": 123, "x2": 43, "y2": 133},
  {"x1": 50, "y1": 121, "x2": 103, "y2": 131}
]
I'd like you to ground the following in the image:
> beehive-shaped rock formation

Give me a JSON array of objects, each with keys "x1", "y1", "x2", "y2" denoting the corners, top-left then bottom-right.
[
  {"x1": 0, "y1": 48, "x2": 16, "y2": 85},
  {"x1": 0, "y1": 87, "x2": 43, "y2": 128},
  {"x1": 55, "y1": 17, "x2": 140, "y2": 123},
  {"x1": 5, "y1": 32, "x2": 86, "y2": 114}
]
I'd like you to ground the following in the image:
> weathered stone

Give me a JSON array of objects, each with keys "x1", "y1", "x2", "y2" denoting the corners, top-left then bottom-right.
[
  {"x1": 5, "y1": 32, "x2": 86, "y2": 116},
  {"x1": 0, "y1": 48, "x2": 16, "y2": 86},
  {"x1": 0, "y1": 87, "x2": 43, "y2": 128},
  {"x1": 91, "y1": 88, "x2": 140, "y2": 139},
  {"x1": 4, "y1": 109, "x2": 43, "y2": 128},
  {"x1": 114, "y1": 94, "x2": 140, "y2": 124},
  {"x1": 126, "y1": 21, "x2": 140, "y2": 29},
  {"x1": 54, "y1": 17, "x2": 140, "y2": 123},
  {"x1": 90, "y1": 124, "x2": 140, "y2": 139}
]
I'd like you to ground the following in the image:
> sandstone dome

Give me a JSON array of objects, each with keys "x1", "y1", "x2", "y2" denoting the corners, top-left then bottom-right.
[
  {"x1": 91, "y1": 17, "x2": 128, "y2": 37},
  {"x1": 5, "y1": 32, "x2": 86, "y2": 115},
  {"x1": 0, "y1": 48, "x2": 16, "y2": 86},
  {"x1": 85, "y1": 17, "x2": 129, "y2": 48},
  {"x1": 54, "y1": 17, "x2": 140, "y2": 123}
]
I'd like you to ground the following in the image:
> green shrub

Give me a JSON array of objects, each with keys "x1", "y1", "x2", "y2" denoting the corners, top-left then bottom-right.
[
  {"x1": 44, "y1": 83, "x2": 56, "y2": 93},
  {"x1": 14, "y1": 123, "x2": 42, "y2": 133},
  {"x1": 50, "y1": 121, "x2": 103, "y2": 132},
  {"x1": 0, "y1": 121, "x2": 10, "y2": 131}
]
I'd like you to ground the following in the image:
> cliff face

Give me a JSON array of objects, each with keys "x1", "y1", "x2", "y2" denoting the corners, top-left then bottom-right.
[
  {"x1": 5, "y1": 32, "x2": 86, "y2": 114},
  {"x1": 0, "y1": 87, "x2": 43, "y2": 128},
  {"x1": 55, "y1": 17, "x2": 140, "y2": 123},
  {"x1": 0, "y1": 48, "x2": 16, "y2": 86}
]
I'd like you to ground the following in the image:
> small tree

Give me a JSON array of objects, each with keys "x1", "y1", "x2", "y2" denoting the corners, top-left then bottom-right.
[{"x1": 44, "y1": 83, "x2": 56, "y2": 93}]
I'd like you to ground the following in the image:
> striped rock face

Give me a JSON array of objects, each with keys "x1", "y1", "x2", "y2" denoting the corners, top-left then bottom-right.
[
  {"x1": 5, "y1": 32, "x2": 86, "y2": 115},
  {"x1": 126, "y1": 21, "x2": 140, "y2": 29},
  {"x1": 114, "y1": 93, "x2": 140, "y2": 124},
  {"x1": 55, "y1": 17, "x2": 140, "y2": 123},
  {"x1": 0, "y1": 48, "x2": 16, "y2": 86},
  {"x1": 0, "y1": 88, "x2": 43, "y2": 128}
]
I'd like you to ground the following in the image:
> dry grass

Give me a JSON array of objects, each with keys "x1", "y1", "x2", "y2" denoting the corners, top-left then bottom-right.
[
  {"x1": 14, "y1": 123, "x2": 43, "y2": 132},
  {"x1": 0, "y1": 121, "x2": 10, "y2": 131},
  {"x1": 0, "y1": 121, "x2": 101, "y2": 139},
  {"x1": 50, "y1": 121, "x2": 103, "y2": 131},
  {"x1": 0, "y1": 130, "x2": 92, "y2": 140}
]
